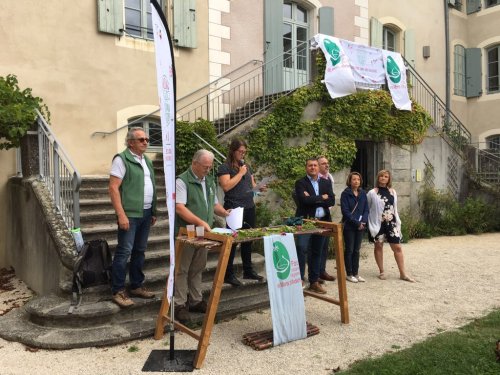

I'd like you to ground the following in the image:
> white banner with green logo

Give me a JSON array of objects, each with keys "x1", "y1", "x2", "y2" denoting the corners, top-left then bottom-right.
[
  {"x1": 312, "y1": 34, "x2": 356, "y2": 98},
  {"x1": 264, "y1": 234, "x2": 307, "y2": 346},
  {"x1": 382, "y1": 50, "x2": 412, "y2": 110},
  {"x1": 312, "y1": 34, "x2": 412, "y2": 111}
]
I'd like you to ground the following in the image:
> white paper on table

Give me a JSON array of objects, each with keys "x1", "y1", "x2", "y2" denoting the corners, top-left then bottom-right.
[
  {"x1": 226, "y1": 207, "x2": 244, "y2": 230},
  {"x1": 253, "y1": 177, "x2": 271, "y2": 192},
  {"x1": 211, "y1": 228, "x2": 233, "y2": 235}
]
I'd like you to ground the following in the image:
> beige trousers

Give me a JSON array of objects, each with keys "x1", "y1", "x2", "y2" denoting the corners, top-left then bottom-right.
[{"x1": 174, "y1": 244, "x2": 208, "y2": 306}]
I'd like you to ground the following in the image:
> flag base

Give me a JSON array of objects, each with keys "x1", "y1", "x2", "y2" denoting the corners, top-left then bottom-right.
[{"x1": 142, "y1": 350, "x2": 196, "y2": 372}]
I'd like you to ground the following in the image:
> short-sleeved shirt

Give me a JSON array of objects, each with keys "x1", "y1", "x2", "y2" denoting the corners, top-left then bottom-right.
[
  {"x1": 110, "y1": 151, "x2": 154, "y2": 209},
  {"x1": 217, "y1": 163, "x2": 254, "y2": 209},
  {"x1": 176, "y1": 171, "x2": 219, "y2": 205}
]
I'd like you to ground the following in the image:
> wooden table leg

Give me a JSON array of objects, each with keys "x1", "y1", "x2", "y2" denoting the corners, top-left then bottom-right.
[
  {"x1": 193, "y1": 234, "x2": 233, "y2": 368},
  {"x1": 332, "y1": 223, "x2": 349, "y2": 324}
]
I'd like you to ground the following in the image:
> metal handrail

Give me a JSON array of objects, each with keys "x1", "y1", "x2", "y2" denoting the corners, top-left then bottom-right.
[
  {"x1": 178, "y1": 40, "x2": 310, "y2": 135},
  {"x1": 36, "y1": 110, "x2": 82, "y2": 229},
  {"x1": 405, "y1": 59, "x2": 471, "y2": 148},
  {"x1": 90, "y1": 60, "x2": 262, "y2": 138}
]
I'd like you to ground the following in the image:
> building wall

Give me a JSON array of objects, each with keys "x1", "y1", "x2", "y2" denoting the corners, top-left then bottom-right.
[{"x1": 0, "y1": 151, "x2": 16, "y2": 267}]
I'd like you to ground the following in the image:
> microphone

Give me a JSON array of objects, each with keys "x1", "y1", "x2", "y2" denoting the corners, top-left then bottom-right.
[{"x1": 239, "y1": 159, "x2": 245, "y2": 179}]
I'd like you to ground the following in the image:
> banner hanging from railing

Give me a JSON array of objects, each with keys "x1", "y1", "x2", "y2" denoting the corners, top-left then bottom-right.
[
  {"x1": 151, "y1": 0, "x2": 176, "y2": 302},
  {"x1": 312, "y1": 33, "x2": 411, "y2": 111}
]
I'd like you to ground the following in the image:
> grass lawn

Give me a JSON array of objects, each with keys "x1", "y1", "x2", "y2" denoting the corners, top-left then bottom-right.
[{"x1": 339, "y1": 309, "x2": 500, "y2": 375}]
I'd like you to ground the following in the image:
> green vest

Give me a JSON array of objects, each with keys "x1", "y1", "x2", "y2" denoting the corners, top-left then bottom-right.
[
  {"x1": 115, "y1": 148, "x2": 157, "y2": 218},
  {"x1": 175, "y1": 168, "x2": 216, "y2": 235}
]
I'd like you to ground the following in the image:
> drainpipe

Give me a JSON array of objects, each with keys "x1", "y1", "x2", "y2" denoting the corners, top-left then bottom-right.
[{"x1": 444, "y1": 0, "x2": 450, "y2": 122}]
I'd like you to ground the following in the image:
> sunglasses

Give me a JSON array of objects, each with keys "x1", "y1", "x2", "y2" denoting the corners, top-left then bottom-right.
[{"x1": 134, "y1": 137, "x2": 150, "y2": 143}]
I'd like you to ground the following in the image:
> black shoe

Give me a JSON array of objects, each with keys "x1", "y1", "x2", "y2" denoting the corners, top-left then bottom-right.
[
  {"x1": 224, "y1": 275, "x2": 242, "y2": 287},
  {"x1": 243, "y1": 270, "x2": 264, "y2": 281},
  {"x1": 190, "y1": 300, "x2": 207, "y2": 313}
]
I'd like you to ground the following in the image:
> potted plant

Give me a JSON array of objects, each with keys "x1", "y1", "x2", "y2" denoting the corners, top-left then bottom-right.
[{"x1": 0, "y1": 74, "x2": 50, "y2": 175}]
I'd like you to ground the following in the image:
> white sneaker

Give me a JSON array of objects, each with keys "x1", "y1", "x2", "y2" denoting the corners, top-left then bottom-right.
[
  {"x1": 346, "y1": 275, "x2": 358, "y2": 283},
  {"x1": 355, "y1": 275, "x2": 366, "y2": 282}
]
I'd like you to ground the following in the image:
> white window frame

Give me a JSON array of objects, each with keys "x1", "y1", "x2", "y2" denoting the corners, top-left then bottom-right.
[
  {"x1": 124, "y1": 0, "x2": 163, "y2": 40},
  {"x1": 487, "y1": 45, "x2": 500, "y2": 94},
  {"x1": 454, "y1": 45, "x2": 466, "y2": 96}
]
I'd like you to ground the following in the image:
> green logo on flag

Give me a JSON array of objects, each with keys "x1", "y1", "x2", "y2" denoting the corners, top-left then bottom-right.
[
  {"x1": 386, "y1": 56, "x2": 401, "y2": 83},
  {"x1": 323, "y1": 38, "x2": 341, "y2": 66},
  {"x1": 272, "y1": 241, "x2": 291, "y2": 280}
]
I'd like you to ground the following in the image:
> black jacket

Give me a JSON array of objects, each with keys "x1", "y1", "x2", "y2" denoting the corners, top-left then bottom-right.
[{"x1": 294, "y1": 175, "x2": 335, "y2": 221}]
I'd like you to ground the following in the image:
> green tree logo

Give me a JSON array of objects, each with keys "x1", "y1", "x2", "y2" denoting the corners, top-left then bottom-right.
[
  {"x1": 323, "y1": 38, "x2": 341, "y2": 66},
  {"x1": 272, "y1": 241, "x2": 291, "y2": 280},
  {"x1": 386, "y1": 56, "x2": 401, "y2": 83}
]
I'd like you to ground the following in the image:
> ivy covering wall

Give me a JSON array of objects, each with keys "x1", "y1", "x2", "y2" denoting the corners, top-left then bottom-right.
[{"x1": 247, "y1": 54, "x2": 432, "y2": 205}]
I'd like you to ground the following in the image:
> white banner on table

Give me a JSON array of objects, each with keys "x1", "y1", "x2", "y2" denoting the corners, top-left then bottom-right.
[
  {"x1": 382, "y1": 50, "x2": 412, "y2": 111},
  {"x1": 264, "y1": 234, "x2": 306, "y2": 346},
  {"x1": 312, "y1": 34, "x2": 356, "y2": 98},
  {"x1": 151, "y1": 0, "x2": 177, "y2": 301}
]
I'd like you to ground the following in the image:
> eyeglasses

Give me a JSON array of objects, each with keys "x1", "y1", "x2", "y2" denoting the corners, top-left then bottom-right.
[
  {"x1": 134, "y1": 137, "x2": 150, "y2": 143},
  {"x1": 236, "y1": 149, "x2": 247, "y2": 155}
]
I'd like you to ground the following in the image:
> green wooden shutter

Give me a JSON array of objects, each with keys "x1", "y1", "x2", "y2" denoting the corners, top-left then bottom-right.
[
  {"x1": 465, "y1": 48, "x2": 482, "y2": 98},
  {"x1": 466, "y1": 0, "x2": 481, "y2": 14},
  {"x1": 370, "y1": 17, "x2": 383, "y2": 49},
  {"x1": 404, "y1": 29, "x2": 416, "y2": 67},
  {"x1": 264, "y1": 0, "x2": 283, "y2": 95},
  {"x1": 97, "y1": 0, "x2": 123, "y2": 35},
  {"x1": 318, "y1": 7, "x2": 334, "y2": 36},
  {"x1": 173, "y1": 0, "x2": 197, "y2": 48}
]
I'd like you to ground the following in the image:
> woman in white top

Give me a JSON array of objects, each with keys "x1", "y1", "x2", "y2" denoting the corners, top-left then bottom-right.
[{"x1": 367, "y1": 170, "x2": 415, "y2": 282}]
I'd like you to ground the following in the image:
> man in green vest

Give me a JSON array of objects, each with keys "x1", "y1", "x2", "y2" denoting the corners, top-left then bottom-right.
[
  {"x1": 174, "y1": 149, "x2": 229, "y2": 323},
  {"x1": 109, "y1": 127, "x2": 157, "y2": 307}
]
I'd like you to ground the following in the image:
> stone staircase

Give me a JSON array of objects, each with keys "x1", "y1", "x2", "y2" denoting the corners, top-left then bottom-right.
[
  {"x1": 0, "y1": 158, "x2": 269, "y2": 349},
  {"x1": 213, "y1": 91, "x2": 288, "y2": 135}
]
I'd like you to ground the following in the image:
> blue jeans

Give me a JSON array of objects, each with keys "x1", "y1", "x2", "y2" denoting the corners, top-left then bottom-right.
[
  {"x1": 296, "y1": 234, "x2": 326, "y2": 283},
  {"x1": 111, "y1": 208, "x2": 152, "y2": 294},
  {"x1": 343, "y1": 228, "x2": 363, "y2": 276}
]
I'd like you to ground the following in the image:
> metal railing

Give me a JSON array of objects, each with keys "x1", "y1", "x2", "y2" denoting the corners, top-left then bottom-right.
[
  {"x1": 467, "y1": 142, "x2": 500, "y2": 187},
  {"x1": 177, "y1": 41, "x2": 310, "y2": 135},
  {"x1": 36, "y1": 110, "x2": 82, "y2": 229},
  {"x1": 405, "y1": 61, "x2": 471, "y2": 149}
]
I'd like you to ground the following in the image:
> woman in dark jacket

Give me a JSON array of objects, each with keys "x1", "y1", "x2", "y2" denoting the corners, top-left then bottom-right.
[
  {"x1": 217, "y1": 138, "x2": 266, "y2": 286},
  {"x1": 340, "y1": 172, "x2": 369, "y2": 283}
]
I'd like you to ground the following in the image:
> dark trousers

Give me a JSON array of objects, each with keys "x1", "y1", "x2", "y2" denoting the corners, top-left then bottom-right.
[
  {"x1": 343, "y1": 228, "x2": 363, "y2": 276},
  {"x1": 296, "y1": 233, "x2": 326, "y2": 283},
  {"x1": 225, "y1": 206, "x2": 256, "y2": 278}
]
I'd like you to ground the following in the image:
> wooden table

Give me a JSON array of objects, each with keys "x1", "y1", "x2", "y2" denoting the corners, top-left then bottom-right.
[{"x1": 154, "y1": 221, "x2": 349, "y2": 369}]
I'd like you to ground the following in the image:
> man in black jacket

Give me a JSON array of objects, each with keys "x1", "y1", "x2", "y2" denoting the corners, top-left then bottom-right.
[{"x1": 294, "y1": 158, "x2": 335, "y2": 294}]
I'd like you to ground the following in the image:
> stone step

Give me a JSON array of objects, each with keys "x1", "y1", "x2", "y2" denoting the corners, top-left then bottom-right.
[
  {"x1": 80, "y1": 175, "x2": 165, "y2": 193},
  {"x1": 81, "y1": 219, "x2": 169, "y2": 242},
  {"x1": 0, "y1": 284, "x2": 271, "y2": 349},
  {"x1": 80, "y1": 206, "x2": 169, "y2": 224}
]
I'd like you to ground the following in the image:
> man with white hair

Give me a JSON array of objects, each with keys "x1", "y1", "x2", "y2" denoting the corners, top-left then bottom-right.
[
  {"x1": 109, "y1": 127, "x2": 157, "y2": 307},
  {"x1": 174, "y1": 149, "x2": 230, "y2": 323}
]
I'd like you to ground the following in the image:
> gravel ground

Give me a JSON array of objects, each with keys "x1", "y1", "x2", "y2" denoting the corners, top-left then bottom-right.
[{"x1": 1, "y1": 233, "x2": 500, "y2": 375}]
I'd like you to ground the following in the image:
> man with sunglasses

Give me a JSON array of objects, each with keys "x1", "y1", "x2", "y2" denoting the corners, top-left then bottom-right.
[{"x1": 109, "y1": 127, "x2": 157, "y2": 307}]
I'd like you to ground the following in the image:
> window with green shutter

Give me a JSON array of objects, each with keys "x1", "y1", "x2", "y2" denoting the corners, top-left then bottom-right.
[
  {"x1": 173, "y1": 0, "x2": 197, "y2": 48},
  {"x1": 466, "y1": 0, "x2": 482, "y2": 14},
  {"x1": 97, "y1": 0, "x2": 124, "y2": 35},
  {"x1": 487, "y1": 45, "x2": 499, "y2": 94},
  {"x1": 454, "y1": 45, "x2": 466, "y2": 96},
  {"x1": 318, "y1": 7, "x2": 334, "y2": 36},
  {"x1": 485, "y1": 0, "x2": 500, "y2": 8},
  {"x1": 465, "y1": 47, "x2": 482, "y2": 97}
]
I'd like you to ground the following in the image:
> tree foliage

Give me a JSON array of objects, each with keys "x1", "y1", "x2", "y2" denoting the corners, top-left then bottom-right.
[{"x1": 0, "y1": 74, "x2": 50, "y2": 150}]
